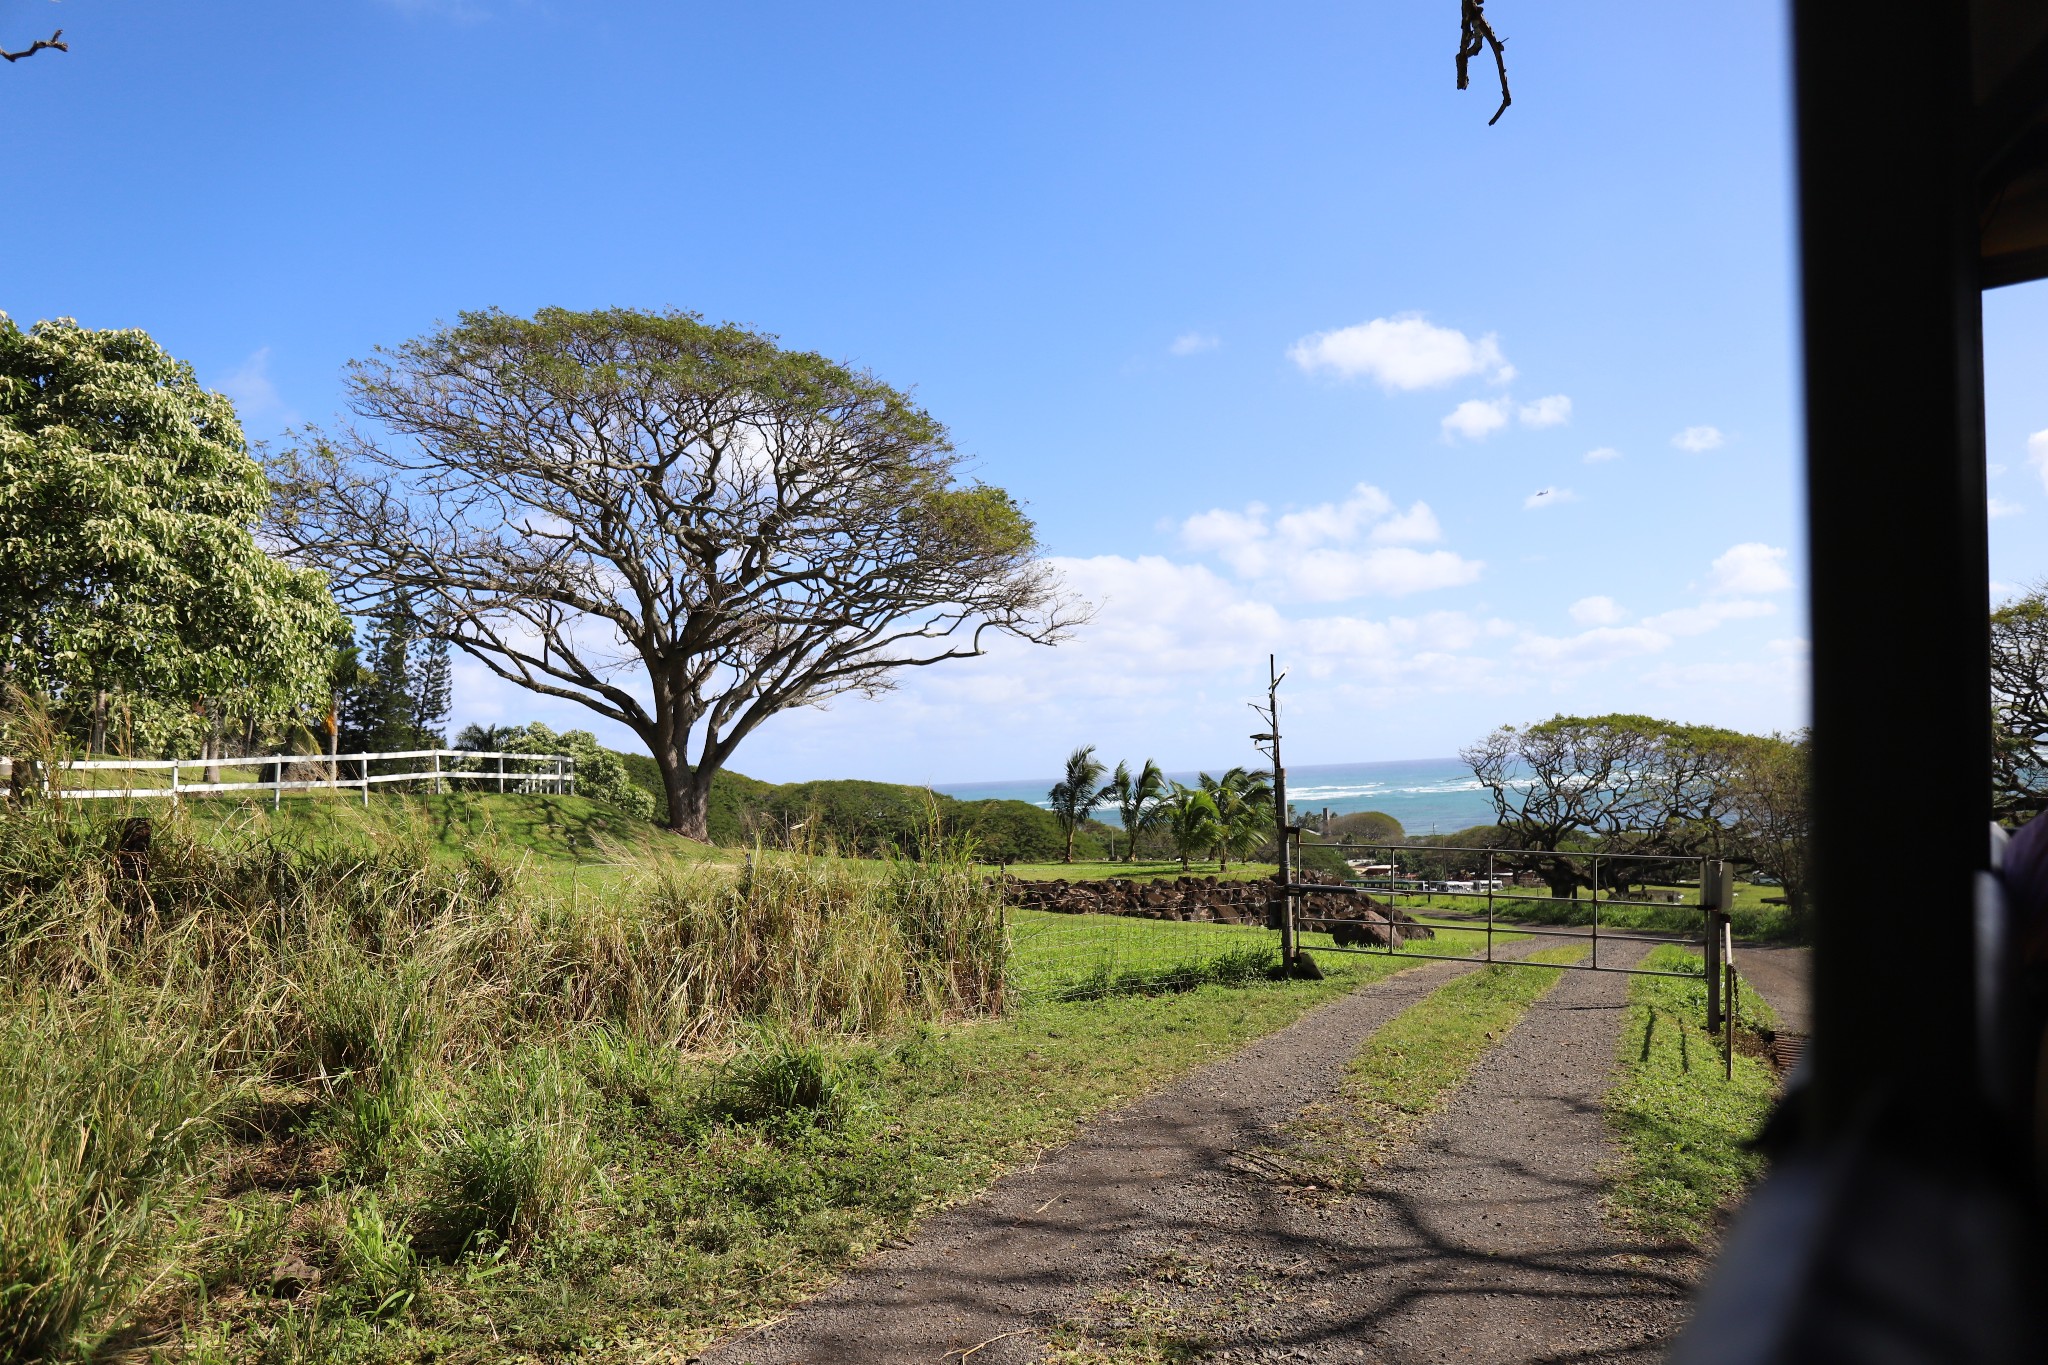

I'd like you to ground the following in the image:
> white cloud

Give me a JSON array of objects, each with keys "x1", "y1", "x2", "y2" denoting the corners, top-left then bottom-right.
[
  {"x1": 1640, "y1": 599, "x2": 1777, "y2": 637},
  {"x1": 1569, "y1": 595, "x2": 1626, "y2": 626},
  {"x1": 1583, "y1": 446, "x2": 1622, "y2": 463},
  {"x1": 1168, "y1": 331, "x2": 1220, "y2": 356},
  {"x1": 1989, "y1": 495, "x2": 2025, "y2": 519},
  {"x1": 1442, "y1": 398, "x2": 1511, "y2": 442},
  {"x1": 1989, "y1": 462, "x2": 2009, "y2": 477},
  {"x1": 1518, "y1": 394, "x2": 1572, "y2": 428},
  {"x1": 1369, "y1": 502, "x2": 1442, "y2": 545},
  {"x1": 1707, "y1": 542, "x2": 1794, "y2": 595},
  {"x1": 2029, "y1": 429, "x2": 2048, "y2": 493},
  {"x1": 1515, "y1": 625, "x2": 1674, "y2": 667},
  {"x1": 1178, "y1": 484, "x2": 1481, "y2": 600},
  {"x1": 1288, "y1": 313, "x2": 1511, "y2": 390},
  {"x1": 218, "y1": 347, "x2": 295, "y2": 425},
  {"x1": 1673, "y1": 425, "x2": 1725, "y2": 453},
  {"x1": 1523, "y1": 487, "x2": 1579, "y2": 510}
]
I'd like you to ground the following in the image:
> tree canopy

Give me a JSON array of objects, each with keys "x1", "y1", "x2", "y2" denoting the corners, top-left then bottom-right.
[
  {"x1": 1993, "y1": 584, "x2": 2048, "y2": 824},
  {"x1": 0, "y1": 315, "x2": 344, "y2": 748},
  {"x1": 1462, "y1": 713, "x2": 1748, "y2": 895},
  {"x1": 271, "y1": 307, "x2": 1080, "y2": 838}
]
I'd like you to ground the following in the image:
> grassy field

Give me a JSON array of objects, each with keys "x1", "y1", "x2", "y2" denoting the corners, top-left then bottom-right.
[
  {"x1": 1603, "y1": 944, "x2": 1780, "y2": 1243},
  {"x1": 1, "y1": 796, "x2": 1502, "y2": 1364}
]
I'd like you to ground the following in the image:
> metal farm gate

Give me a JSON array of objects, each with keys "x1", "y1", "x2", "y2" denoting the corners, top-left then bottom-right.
[{"x1": 1249, "y1": 656, "x2": 1746, "y2": 1050}]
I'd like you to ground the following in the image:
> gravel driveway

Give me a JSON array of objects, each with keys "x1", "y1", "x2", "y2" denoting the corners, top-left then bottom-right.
[{"x1": 703, "y1": 940, "x2": 1690, "y2": 1364}]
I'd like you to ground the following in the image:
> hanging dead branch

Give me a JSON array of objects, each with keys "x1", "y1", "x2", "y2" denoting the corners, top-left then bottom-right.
[
  {"x1": 1, "y1": 28, "x2": 66, "y2": 63},
  {"x1": 1456, "y1": 1, "x2": 1510, "y2": 125}
]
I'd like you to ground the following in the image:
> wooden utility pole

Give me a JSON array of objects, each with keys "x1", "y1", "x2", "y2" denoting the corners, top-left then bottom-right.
[{"x1": 1251, "y1": 655, "x2": 1292, "y2": 968}]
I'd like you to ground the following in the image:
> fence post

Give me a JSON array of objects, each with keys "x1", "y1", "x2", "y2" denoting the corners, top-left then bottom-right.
[
  {"x1": 1590, "y1": 855, "x2": 1600, "y2": 969},
  {"x1": 361, "y1": 756, "x2": 370, "y2": 808},
  {"x1": 273, "y1": 755, "x2": 282, "y2": 811},
  {"x1": 171, "y1": 758, "x2": 180, "y2": 808},
  {"x1": 497, "y1": 752, "x2": 506, "y2": 794},
  {"x1": 1703, "y1": 858, "x2": 1726, "y2": 1032},
  {"x1": 1486, "y1": 850, "x2": 1496, "y2": 963},
  {"x1": 433, "y1": 749, "x2": 442, "y2": 796}
]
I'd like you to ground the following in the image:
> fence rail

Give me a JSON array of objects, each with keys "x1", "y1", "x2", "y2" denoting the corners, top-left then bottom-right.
[{"x1": 32, "y1": 749, "x2": 577, "y2": 807}]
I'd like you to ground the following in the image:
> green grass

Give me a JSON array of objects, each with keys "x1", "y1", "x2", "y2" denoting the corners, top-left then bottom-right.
[
  {"x1": 1281, "y1": 944, "x2": 1588, "y2": 1189},
  {"x1": 1603, "y1": 944, "x2": 1780, "y2": 1244},
  {"x1": 1379, "y1": 881, "x2": 1797, "y2": 942},
  {"x1": 7, "y1": 797, "x2": 1497, "y2": 1362},
  {"x1": 168, "y1": 955, "x2": 1449, "y2": 1361}
]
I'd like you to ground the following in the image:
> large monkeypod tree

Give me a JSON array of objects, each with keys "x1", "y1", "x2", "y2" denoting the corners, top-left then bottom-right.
[
  {"x1": 1461, "y1": 713, "x2": 1747, "y2": 897},
  {"x1": 0, "y1": 315, "x2": 345, "y2": 750},
  {"x1": 270, "y1": 307, "x2": 1080, "y2": 839}
]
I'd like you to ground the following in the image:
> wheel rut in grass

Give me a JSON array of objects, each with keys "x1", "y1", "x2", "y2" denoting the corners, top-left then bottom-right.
[
  {"x1": 1308, "y1": 938, "x2": 1700, "y2": 1363},
  {"x1": 703, "y1": 937, "x2": 1676, "y2": 1365},
  {"x1": 700, "y1": 951, "x2": 1499, "y2": 1364}
]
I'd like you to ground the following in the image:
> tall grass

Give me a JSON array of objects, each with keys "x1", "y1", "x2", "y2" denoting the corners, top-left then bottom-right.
[{"x1": 0, "y1": 787, "x2": 1007, "y2": 1360}]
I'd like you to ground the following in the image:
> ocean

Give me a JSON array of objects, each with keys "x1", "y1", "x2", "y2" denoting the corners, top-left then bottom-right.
[{"x1": 932, "y1": 756, "x2": 1495, "y2": 839}]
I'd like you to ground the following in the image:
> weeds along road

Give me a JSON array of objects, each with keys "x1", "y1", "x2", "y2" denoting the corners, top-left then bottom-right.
[{"x1": 703, "y1": 939, "x2": 1692, "y2": 1365}]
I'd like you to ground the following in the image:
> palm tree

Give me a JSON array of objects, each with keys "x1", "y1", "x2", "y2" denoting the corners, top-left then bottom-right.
[
  {"x1": 1162, "y1": 783, "x2": 1222, "y2": 872},
  {"x1": 1046, "y1": 744, "x2": 1111, "y2": 863},
  {"x1": 1103, "y1": 758, "x2": 1167, "y2": 862},
  {"x1": 1200, "y1": 766, "x2": 1275, "y2": 871}
]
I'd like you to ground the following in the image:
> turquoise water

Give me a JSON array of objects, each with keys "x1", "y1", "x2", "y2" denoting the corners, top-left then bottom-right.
[{"x1": 932, "y1": 756, "x2": 1495, "y2": 838}]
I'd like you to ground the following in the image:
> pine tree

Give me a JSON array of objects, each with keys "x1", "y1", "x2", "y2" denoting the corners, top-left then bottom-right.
[{"x1": 411, "y1": 628, "x2": 451, "y2": 747}]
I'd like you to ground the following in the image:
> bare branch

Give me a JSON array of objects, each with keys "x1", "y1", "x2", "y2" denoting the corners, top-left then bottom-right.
[
  {"x1": 2, "y1": 28, "x2": 66, "y2": 62},
  {"x1": 1456, "y1": 1, "x2": 1510, "y2": 126},
  {"x1": 271, "y1": 307, "x2": 1086, "y2": 836}
]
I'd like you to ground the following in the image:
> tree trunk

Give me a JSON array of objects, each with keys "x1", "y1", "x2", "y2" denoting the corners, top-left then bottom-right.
[
  {"x1": 1062, "y1": 821, "x2": 1074, "y2": 863},
  {"x1": 204, "y1": 704, "x2": 225, "y2": 784},
  {"x1": 656, "y1": 739, "x2": 713, "y2": 842},
  {"x1": 89, "y1": 690, "x2": 109, "y2": 756}
]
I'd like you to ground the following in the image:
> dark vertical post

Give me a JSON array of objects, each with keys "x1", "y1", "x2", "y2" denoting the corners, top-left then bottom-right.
[
  {"x1": 1793, "y1": 0, "x2": 1987, "y2": 1145},
  {"x1": 1485, "y1": 850, "x2": 1495, "y2": 963},
  {"x1": 1265, "y1": 655, "x2": 1294, "y2": 968},
  {"x1": 1590, "y1": 854, "x2": 1601, "y2": 969}
]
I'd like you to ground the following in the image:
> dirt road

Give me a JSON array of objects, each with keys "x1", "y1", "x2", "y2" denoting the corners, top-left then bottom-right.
[{"x1": 704, "y1": 942, "x2": 1691, "y2": 1364}]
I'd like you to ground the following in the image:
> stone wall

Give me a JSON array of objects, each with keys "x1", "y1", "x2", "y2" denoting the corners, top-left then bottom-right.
[{"x1": 1002, "y1": 872, "x2": 1434, "y2": 947}]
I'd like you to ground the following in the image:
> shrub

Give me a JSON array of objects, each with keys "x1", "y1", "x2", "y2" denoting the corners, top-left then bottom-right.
[
  {"x1": 420, "y1": 1051, "x2": 593, "y2": 1256},
  {"x1": 707, "y1": 1036, "x2": 854, "y2": 1127},
  {"x1": 497, "y1": 722, "x2": 657, "y2": 821}
]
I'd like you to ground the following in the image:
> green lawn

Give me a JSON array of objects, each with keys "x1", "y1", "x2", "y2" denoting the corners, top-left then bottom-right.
[{"x1": 1603, "y1": 944, "x2": 1781, "y2": 1243}]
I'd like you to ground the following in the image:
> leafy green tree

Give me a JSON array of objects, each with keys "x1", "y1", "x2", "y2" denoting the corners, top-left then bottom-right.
[
  {"x1": 1162, "y1": 783, "x2": 1221, "y2": 872},
  {"x1": 1727, "y1": 731, "x2": 1813, "y2": 932},
  {"x1": 1324, "y1": 809, "x2": 1405, "y2": 846},
  {"x1": 1046, "y1": 744, "x2": 1110, "y2": 864},
  {"x1": 1199, "y1": 766, "x2": 1273, "y2": 870},
  {"x1": 498, "y1": 721, "x2": 656, "y2": 820},
  {"x1": 271, "y1": 307, "x2": 1080, "y2": 840},
  {"x1": 1993, "y1": 584, "x2": 2048, "y2": 824},
  {"x1": 1103, "y1": 758, "x2": 1167, "y2": 862},
  {"x1": 1462, "y1": 713, "x2": 1746, "y2": 896},
  {"x1": 0, "y1": 314, "x2": 344, "y2": 749}
]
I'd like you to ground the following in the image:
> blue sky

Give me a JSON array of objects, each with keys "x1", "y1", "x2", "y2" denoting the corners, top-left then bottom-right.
[{"x1": 8, "y1": 1, "x2": 2046, "y2": 784}]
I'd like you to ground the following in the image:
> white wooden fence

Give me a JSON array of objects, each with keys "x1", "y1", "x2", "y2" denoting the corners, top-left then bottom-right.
[{"x1": 36, "y1": 749, "x2": 577, "y2": 808}]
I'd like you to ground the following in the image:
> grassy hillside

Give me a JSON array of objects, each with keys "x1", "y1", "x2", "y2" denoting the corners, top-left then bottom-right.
[{"x1": 185, "y1": 790, "x2": 705, "y2": 866}]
